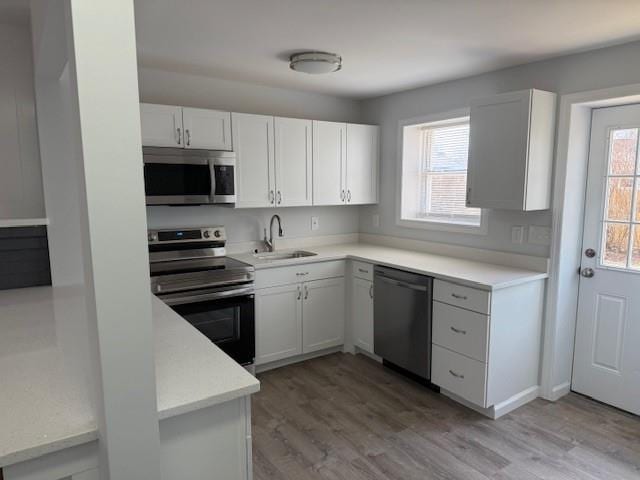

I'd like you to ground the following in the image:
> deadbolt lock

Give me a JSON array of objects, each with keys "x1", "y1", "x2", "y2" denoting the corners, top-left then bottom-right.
[{"x1": 585, "y1": 248, "x2": 596, "y2": 258}]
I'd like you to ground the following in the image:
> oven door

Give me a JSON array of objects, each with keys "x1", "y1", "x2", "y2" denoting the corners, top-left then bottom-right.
[
  {"x1": 143, "y1": 150, "x2": 213, "y2": 205},
  {"x1": 159, "y1": 285, "x2": 255, "y2": 365}
]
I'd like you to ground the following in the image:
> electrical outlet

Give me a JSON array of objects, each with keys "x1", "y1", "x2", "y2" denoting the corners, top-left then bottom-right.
[
  {"x1": 528, "y1": 225, "x2": 551, "y2": 246},
  {"x1": 372, "y1": 214, "x2": 380, "y2": 228},
  {"x1": 311, "y1": 216, "x2": 319, "y2": 231},
  {"x1": 511, "y1": 226, "x2": 525, "y2": 244}
]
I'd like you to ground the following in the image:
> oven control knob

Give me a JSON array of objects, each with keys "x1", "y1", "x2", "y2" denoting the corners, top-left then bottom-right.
[
  {"x1": 203, "y1": 230, "x2": 210, "y2": 239},
  {"x1": 148, "y1": 232, "x2": 157, "y2": 242},
  {"x1": 213, "y1": 230, "x2": 221, "y2": 238}
]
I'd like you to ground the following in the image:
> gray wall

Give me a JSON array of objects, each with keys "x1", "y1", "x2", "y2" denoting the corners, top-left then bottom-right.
[
  {"x1": 139, "y1": 67, "x2": 363, "y2": 244},
  {"x1": 359, "y1": 40, "x2": 640, "y2": 257}
]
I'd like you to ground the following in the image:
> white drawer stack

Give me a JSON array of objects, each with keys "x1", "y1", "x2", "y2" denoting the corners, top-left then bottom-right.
[
  {"x1": 430, "y1": 278, "x2": 545, "y2": 417},
  {"x1": 431, "y1": 280, "x2": 491, "y2": 407}
]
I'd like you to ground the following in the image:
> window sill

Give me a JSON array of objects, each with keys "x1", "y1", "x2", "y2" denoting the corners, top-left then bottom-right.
[{"x1": 397, "y1": 216, "x2": 488, "y2": 235}]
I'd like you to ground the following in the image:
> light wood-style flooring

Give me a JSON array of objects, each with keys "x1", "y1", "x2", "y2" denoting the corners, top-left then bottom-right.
[{"x1": 252, "y1": 352, "x2": 640, "y2": 480}]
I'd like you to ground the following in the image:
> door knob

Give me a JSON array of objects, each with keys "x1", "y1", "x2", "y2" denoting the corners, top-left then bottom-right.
[{"x1": 580, "y1": 267, "x2": 595, "y2": 278}]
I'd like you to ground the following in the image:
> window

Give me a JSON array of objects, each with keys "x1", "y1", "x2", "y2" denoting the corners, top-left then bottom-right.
[{"x1": 399, "y1": 114, "x2": 484, "y2": 232}]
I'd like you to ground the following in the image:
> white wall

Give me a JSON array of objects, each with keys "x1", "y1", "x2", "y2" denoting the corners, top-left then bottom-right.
[
  {"x1": 0, "y1": 22, "x2": 44, "y2": 220},
  {"x1": 139, "y1": 67, "x2": 363, "y2": 244},
  {"x1": 360, "y1": 40, "x2": 640, "y2": 258}
]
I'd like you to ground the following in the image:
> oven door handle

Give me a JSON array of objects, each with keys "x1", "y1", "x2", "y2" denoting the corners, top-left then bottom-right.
[{"x1": 160, "y1": 286, "x2": 254, "y2": 306}]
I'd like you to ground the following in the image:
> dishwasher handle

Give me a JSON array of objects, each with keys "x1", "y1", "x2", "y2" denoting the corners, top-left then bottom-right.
[{"x1": 376, "y1": 274, "x2": 428, "y2": 292}]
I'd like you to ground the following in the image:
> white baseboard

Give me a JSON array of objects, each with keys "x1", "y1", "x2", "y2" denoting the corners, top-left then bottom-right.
[
  {"x1": 547, "y1": 381, "x2": 572, "y2": 401},
  {"x1": 254, "y1": 346, "x2": 343, "y2": 374},
  {"x1": 440, "y1": 385, "x2": 540, "y2": 419},
  {"x1": 353, "y1": 347, "x2": 382, "y2": 363}
]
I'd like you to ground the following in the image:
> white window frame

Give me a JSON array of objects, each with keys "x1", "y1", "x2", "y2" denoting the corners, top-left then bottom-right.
[{"x1": 396, "y1": 109, "x2": 488, "y2": 235}]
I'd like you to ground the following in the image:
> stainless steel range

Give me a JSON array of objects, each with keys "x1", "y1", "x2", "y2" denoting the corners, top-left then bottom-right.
[{"x1": 148, "y1": 226, "x2": 255, "y2": 365}]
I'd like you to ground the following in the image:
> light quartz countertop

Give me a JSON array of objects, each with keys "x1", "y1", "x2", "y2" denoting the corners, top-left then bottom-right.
[
  {"x1": 0, "y1": 286, "x2": 259, "y2": 468},
  {"x1": 231, "y1": 242, "x2": 548, "y2": 290}
]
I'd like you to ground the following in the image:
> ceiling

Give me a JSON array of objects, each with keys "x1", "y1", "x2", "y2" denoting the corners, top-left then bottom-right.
[{"x1": 131, "y1": 1, "x2": 640, "y2": 98}]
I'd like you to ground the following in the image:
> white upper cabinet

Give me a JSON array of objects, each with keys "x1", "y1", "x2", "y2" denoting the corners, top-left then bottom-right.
[
  {"x1": 232, "y1": 112, "x2": 275, "y2": 208},
  {"x1": 140, "y1": 103, "x2": 232, "y2": 150},
  {"x1": 274, "y1": 117, "x2": 312, "y2": 207},
  {"x1": 346, "y1": 124, "x2": 379, "y2": 204},
  {"x1": 312, "y1": 121, "x2": 347, "y2": 205},
  {"x1": 140, "y1": 103, "x2": 183, "y2": 147},
  {"x1": 182, "y1": 107, "x2": 232, "y2": 150},
  {"x1": 466, "y1": 89, "x2": 556, "y2": 211}
]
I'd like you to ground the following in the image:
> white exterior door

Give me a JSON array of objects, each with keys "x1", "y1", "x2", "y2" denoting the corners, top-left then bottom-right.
[
  {"x1": 573, "y1": 104, "x2": 640, "y2": 415},
  {"x1": 274, "y1": 117, "x2": 312, "y2": 207},
  {"x1": 351, "y1": 277, "x2": 374, "y2": 353},
  {"x1": 255, "y1": 284, "x2": 303, "y2": 365},
  {"x1": 302, "y1": 277, "x2": 345, "y2": 353},
  {"x1": 140, "y1": 103, "x2": 183, "y2": 147},
  {"x1": 182, "y1": 107, "x2": 232, "y2": 150},
  {"x1": 346, "y1": 124, "x2": 379, "y2": 204},
  {"x1": 232, "y1": 113, "x2": 275, "y2": 208},
  {"x1": 312, "y1": 121, "x2": 346, "y2": 206}
]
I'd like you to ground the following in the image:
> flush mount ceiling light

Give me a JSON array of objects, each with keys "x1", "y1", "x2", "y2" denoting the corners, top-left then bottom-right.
[{"x1": 289, "y1": 51, "x2": 342, "y2": 74}]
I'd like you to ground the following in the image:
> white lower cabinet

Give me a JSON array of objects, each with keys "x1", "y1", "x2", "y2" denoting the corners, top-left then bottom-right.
[
  {"x1": 255, "y1": 284, "x2": 303, "y2": 365},
  {"x1": 351, "y1": 276, "x2": 374, "y2": 354},
  {"x1": 302, "y1": 277, "x2": 345, "y2": 354},
  {"x1": 255, "y1": 263, "x2": 346, "y2": 366}
]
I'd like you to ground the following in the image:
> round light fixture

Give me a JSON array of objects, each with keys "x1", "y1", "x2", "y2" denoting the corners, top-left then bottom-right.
[{"x1": 289, "y1": 51, "x2": 342, "y2": 74}]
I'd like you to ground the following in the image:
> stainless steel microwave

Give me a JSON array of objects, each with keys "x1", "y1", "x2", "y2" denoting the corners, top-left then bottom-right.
[{"x1": 143, "y1": 147, "x2": 236, "y2": 205}]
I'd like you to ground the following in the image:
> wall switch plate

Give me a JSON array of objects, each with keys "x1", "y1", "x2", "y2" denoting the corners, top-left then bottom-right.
[
  {"x1": 528, "y1": 225, "x2": 552, "y2": 246},
  {"x1": 511, "y1": 226, "x2": 525, "y2": 244},
  {"x1": 372, "y1": 214, "x2": 380, "y2": 228},
  {"x1": 311, "y1": 216, "x2": 319, "y2": 231}
]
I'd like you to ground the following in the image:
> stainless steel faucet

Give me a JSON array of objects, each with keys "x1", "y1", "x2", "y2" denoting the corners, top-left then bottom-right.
[{"x1": 263, "y1": 215, "x2": 284, "y2": 252}]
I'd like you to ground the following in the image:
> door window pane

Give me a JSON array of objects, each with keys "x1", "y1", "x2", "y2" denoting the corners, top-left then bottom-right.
[
  {"x1": 609, "y1": 128, "x2": 638, "y2": 175},
  {"x1": 632, "y1": 225, "x2": 640, "y2": 270},
  {"x1": 602, "y1": 223, "x2": 630, "y2": 268},
  {"x1": 605, "y1": 177, "x2": 633, "y2": 221},
  {"x1": 635, "y1": 183, "x2": 640, "y2": 222}
]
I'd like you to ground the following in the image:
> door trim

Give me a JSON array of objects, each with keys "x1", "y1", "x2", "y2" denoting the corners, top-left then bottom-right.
[{"x1": 542, "y1": 82, "x2": 640, "y2": 401}]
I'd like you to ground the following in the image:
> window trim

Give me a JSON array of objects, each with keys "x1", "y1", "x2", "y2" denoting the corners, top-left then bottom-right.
[{"x1": 396, "y1": 109, "x2": 488, "y2": 235}]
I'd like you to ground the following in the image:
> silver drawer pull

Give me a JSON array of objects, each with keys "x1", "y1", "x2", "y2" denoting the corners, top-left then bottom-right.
[
  {"x1": 450, "y1": 326, "x2": 467, "y2": 335},
  {"x1": 449, "y1": 369, "x2": 465, "y2": 379},
  {"x1": 358, "y1": 268, "x2": 368, "y2": 274},
  {"x1": 451, "y1": 293, "x2": 468, "y2": 300},
  {"x1": 296, "y1": 272, "x2": 309, "y2": 276}
]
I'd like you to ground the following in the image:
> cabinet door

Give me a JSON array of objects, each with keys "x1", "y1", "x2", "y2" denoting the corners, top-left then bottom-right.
[
  {"x1": 302, "y1": 277, "x2": 345, "y2": 353},
  {"x1": 255, "y1": 284, "x2": 302, "y2": 365},
  {"x1": 346, "y1": 124, "x2": 379, "y2": 204},
  {"x1": 232, "y1": 113, "x2": 275, "y2": 208},
  {"x1": 274, "y1": 117, "x2": 312, "y2": 207},
  {"x1": 182, "y1": 107, "x2": 232, "y2": 150},
  {"x1": 352, "y1": 277, "x2": 374, "y2": 353},
  {"x1": 140, "y1": 103, "x2": 183, "y2": 147},
  {"x1": 312, "y1": 121, "x2": 346, "y2": 205}
]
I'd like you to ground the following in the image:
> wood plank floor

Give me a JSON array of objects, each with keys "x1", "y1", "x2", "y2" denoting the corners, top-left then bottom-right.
[{"x1": 252, "y1": 352, "x2": 640, "y2": 480}]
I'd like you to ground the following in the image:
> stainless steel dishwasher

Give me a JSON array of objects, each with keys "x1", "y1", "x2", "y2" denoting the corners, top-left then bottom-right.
[{"x1": 373, "y1": 265, "x2": 433, "y2": 381}]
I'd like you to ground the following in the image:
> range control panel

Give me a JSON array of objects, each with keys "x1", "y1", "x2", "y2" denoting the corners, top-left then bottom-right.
[{"x1": 147, "y1": 226, "x2": 226, "y2": 245}]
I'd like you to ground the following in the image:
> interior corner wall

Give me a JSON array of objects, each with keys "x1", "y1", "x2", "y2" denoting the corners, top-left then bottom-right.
[
  {"x1": 359, "y1": 40, "x2": 640, "y2": 258},
  {"x1": 138, "y1": 67, "x2": 364, "y2": 244}
]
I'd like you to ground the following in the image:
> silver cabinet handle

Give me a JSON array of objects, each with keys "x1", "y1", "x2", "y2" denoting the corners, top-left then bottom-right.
[
  {"x1": 176, "y1": 127, "x2": 182, "y2": 145},
  {"x1": 451, "y1": 293, "x2": 468, "y2": 300},
  {"x1": 340, "y1": 190, "x2": 345, "y2": 202},
  {"x1": 369, "y1": 284, "x2": 373, "y2": 299},
  {"x1": 277, "y1": 191, "x2": 282, "y2": 205},
  {"x1": 347, "y1": 190, "x2": 351, "y2": 202},
  {"x1": 297, "y1": 286, "x2": 301, "y2": 300},
  {"x1": 450, "y1": 326, "x2": 467, "y2": 335},
  {"x1": 449, "y1": 369, "x2": 465, "y2": 379},
  {"x1": 304, "y1": 285, "x2": 309, "y2": 300},
  {"x1": 296, "y1": 272, "x2": 309, "y2": 276},
  {"x1": 185, "y1": 129, "x2": 191, "y2": 146},
  {"x1": 269, "y1": 190, "x2": 275, "y2": 204}
]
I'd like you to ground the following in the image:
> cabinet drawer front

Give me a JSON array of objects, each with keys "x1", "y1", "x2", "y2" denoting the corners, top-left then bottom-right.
[
  {"x1": 432, "y1": 345, "x2": 487, "y2": 407},
  {"x1": 432, "y1": 301, "x2": 489, "y2": 362},
  {"x1": 352, "y1": 261, "x2": 373, "y2": 281},
  {"x1": 255, "y1": 261, "x2": 345, "y2": 289},
  {"x1": 433, "y1": 280, "x2": 490, "y2": 314}
]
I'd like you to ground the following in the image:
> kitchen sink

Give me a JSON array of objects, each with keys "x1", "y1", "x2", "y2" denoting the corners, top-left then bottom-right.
[{"x1": 253, "y1": 250, "x2": 318, "y2": 260}]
